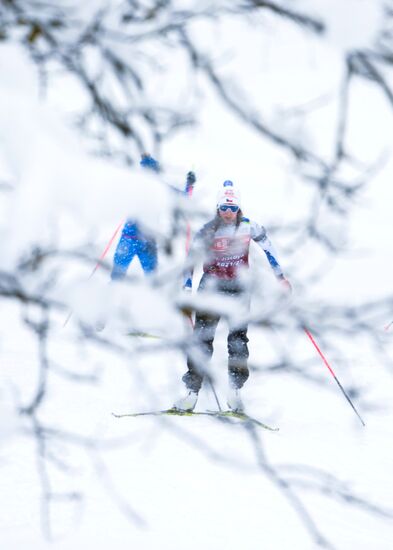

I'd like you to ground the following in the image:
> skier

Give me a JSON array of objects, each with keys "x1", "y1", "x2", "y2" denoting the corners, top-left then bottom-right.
[
  {"x1": 110, "y1": 154, "x2": 160, "y2": 280},
  {"x1": 111, "y1": 153, "x2": 196, "y2": 280},
  {"x1": 94, "y1": 154, "x2": 195, "y2": 331},
  {"x1": 174, "y1": 181, "x2": 291, "y2": 413}
]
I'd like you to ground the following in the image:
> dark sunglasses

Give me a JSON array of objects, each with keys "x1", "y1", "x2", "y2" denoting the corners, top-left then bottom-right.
[{"x1": 219, "y1": 204, "x2": 239, "y2": 213}]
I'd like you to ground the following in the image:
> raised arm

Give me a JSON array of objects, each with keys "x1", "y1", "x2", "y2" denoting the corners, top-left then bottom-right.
[{"x1": 251, "y1": 221, "x2": 290, "y2": 287}]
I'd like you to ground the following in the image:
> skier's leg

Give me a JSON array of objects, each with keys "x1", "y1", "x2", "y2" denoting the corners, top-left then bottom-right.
[
  {"x1": 175, "y1": 275, "x2": 219, "y2": 410},
  {"x1": 111, "y1": 238, "x2": 136, "y2": 280},
  {"x1": 227, "y1": 326, "x2": 249, "y2": 389},
  {"x1": 174, "y1": 312, "x2": 219, "y2": 411},
  {"x1": 225, "y1": 325, "x2": 249, "y2": 412},
  {"x1": 222, "y1": 284, "x2": 250, "y2": 390},
  {"x1": 183, "y1": 311, "x2": 220, "y2": 392},
  {"x1": 138, "y1": 240, "x2": 158, "y2": 274}
]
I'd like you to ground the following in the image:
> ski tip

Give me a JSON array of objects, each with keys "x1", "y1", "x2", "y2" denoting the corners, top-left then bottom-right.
[{"x1": 207, "y1": 410, "x2": 279, "y2": 431}]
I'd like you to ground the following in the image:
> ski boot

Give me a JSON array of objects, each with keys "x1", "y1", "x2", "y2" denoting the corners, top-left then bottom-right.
[
  {"x1": 227, "y1": 387, "x2": 244, "y2": 413},
  {"x1": 172, "y1": 390, "x2": 199, "y2": 412}
]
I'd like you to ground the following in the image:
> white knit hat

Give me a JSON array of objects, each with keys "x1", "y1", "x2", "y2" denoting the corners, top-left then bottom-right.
[{"x1": 216, "y1": 180, "x2": 241, "y2": 208}]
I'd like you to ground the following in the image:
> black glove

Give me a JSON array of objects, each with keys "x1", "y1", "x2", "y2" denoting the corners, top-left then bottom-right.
[
  {"x1": 187, "y1": 171, "x2": 196, "y2": 184},
  {"x1": 186, "y1": 171, "x2": 196, "y2": 189}
]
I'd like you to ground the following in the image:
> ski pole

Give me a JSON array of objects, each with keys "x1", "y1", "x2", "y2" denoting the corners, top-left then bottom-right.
[
  {"x1": 184, "y1": 172, "x2": 219, "y2": 408},
  {"x1": 184, "y1": 171, "x2": 196, "y2": 328},
  {"x1": 184, "y1": 170, "x2": 195, "y2": 255},
  {"x1": 384, "y1": 321, "x2": 393, "y2": 331},
  {"x1": 208, "y1": 378, "x2": 222, "y2": 411},
  {"x1": 63, "y1": 220, "x2": 124, "y2": 327},
  {"x1": 303, "y1": 326, "x2": 365, "y2": 426},
  {"x1": 88, "y1": 220, "x2": 124, "y2": 280}
]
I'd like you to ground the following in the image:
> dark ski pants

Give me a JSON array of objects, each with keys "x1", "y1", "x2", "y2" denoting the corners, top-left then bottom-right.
[{"x1": 183, "y1": 276, "x2": 250, "y2": 392}]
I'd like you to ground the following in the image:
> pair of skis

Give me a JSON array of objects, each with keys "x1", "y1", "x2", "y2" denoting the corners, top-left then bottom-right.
[{"x1": 112, "y1": 408, "x2": 278, "y2": 431}]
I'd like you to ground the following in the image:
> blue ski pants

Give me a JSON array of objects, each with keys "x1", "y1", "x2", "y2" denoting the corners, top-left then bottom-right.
[{"x1": 111, "y1": 236, "x2": 157, "y2": 280}]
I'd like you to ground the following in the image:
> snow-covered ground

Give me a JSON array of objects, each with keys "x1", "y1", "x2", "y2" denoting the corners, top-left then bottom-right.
[{"x1": 1, "y1": 310, "x2": 393, "y2": 549}]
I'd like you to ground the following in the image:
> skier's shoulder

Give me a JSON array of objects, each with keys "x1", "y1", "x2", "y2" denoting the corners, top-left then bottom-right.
[
  {"x1": 242, "y1": 218, "x2": 267, "y2": 241},
  {"x1": 197, "y1": 218, "x2": 218, "y2": 237},
  {"x1": 239, "y1": 216, "x2": 263, "y2": 228}
]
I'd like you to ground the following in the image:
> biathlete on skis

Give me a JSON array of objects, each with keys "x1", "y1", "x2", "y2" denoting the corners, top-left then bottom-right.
[
  {"x1": 174, "y1": 181, "x2": 291, "y2": 413},
  {"x1": 111, "y1": 153, "x2": 196, "y2": 280},
  {"x1": 111, "y1": 154, "x2": 160, "y2": 280}
]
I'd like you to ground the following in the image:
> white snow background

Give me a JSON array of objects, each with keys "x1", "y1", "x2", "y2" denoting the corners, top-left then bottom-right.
[{"x1": 1, "y1": 1, "x2": 393, "y2": 549}]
